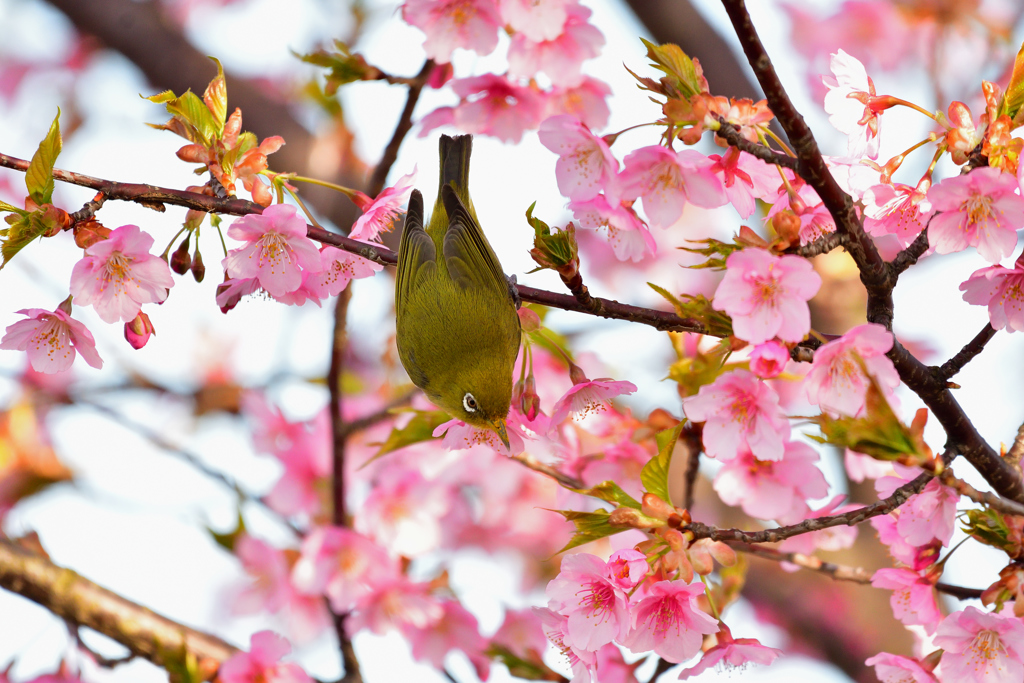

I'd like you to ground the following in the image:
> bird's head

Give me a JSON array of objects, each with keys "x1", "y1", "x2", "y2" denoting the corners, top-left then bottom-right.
[{"x1": 437, "y1": 360, "x2": 514, "y2": 449}]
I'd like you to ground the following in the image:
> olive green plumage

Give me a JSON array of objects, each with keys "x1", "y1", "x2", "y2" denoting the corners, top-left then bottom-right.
[{"x1": 395, "y1": 135, "x2": 522, "y2": 446}]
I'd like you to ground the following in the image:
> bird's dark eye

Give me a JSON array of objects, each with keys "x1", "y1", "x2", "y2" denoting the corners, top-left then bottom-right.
[{"x1": 463, "y1": 392, "x2": 478, "y2": 413}]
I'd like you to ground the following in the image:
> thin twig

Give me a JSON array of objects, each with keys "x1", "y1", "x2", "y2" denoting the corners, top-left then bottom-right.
[
  {"x1": 338, "y1": 389, "x2": 417, "y2": 439},
  {"x1": 647, "y1": 656, "x2": 676, "y2": 682},
  {"x1": 69, "y1": 623, "x2": 137, "y2": 668},
  {"x1": 940, "y1": 470, "x2": 1024, "y2": 517},
  {"x1": 935, "y1": 324, "x2": 997, "y2": 380},
  {"x1": 680, "y1": 425, "x2": 701, "y2": 512},
  {"x1": 713, "y1": 118, "x2": 799, "y2": 171},
  {"x1": 366, "y1": 59, "x2": 434, "y2": 198},
  {"x1": 508, "y1": 452, "x2": 584, "y2": 489},
  {"x1": 795, "y1": 231, "x2": 850, "y2": 258},
  {"x1": 680, "y1": 469, "x2": 934, "y2": 544},
  {"x1": 889, "y1": 228, "x2": 931, "y2": 277}
]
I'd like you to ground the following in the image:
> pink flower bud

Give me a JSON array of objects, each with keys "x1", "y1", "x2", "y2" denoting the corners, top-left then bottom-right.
[
  {"x1": 749, "y1": 340, "x2": 790, "y2": 378},
  {"x1": 124, "y1": 311, "x2": 155, "y2": 349},
  {"x1": 517, "y1": 307, "x2": 541, "y2": 332}
]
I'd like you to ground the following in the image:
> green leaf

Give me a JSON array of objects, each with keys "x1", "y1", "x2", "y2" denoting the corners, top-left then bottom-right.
[
  {"x1": 26, "y1": 109, "x2": 61, "y2": 206},
  {"x1": 486, "y1": 645, "x2": 557, "y2": 681},
  {"x1": 1004, "y1": 41, "x2": 1024, "y2": 125},
  {"x1": 554, "y1": 508, "x2": 626, "y2": 554},
  {"x1": 143, "y1": 89, "x2": 177, "y2": 104},
  {"x1": 165, "y1": 90, "x2": 220, "y2": 147},
  {"x1": 961, "y1": 508, "x2": 1024, "y2": 559},
  {"x1": 0, "y1": 200, "x2": 27, "y2": 216},
  {"x1": 648, "y1": 283, "x2": 734, "y2": 338},
  {"x1": 642, "y1": 422, "x2": 683, "y2": 502},
  {"x1": 571, "y1": 480, "x2": 642, "y2": 509},
  {"x1": 641, "y1": 38, "x2": 704, "y2": 99},
  {"x1": 203, "y1": 57, "x2": 228, "y2": 132},
  {"x1": 363, "y1": 409, "x2": 449, "y2": 466},
  {"x1": 298, "y1": 41, "x2": 376, "y2": 93},
  {"x1": 1, "y1": 207, "x2": 61, "y2": 269}
]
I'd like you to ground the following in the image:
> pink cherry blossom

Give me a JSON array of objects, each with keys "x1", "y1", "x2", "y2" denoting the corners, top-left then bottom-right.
[
  {"x1": 348, "y1": 170, "x2": 416, "y2": 241},
  {"x1": 507, "y1": 4, "x2": 603, "y2": 87},
  {"x1": 264, "y1": 409, "x2": 332, "y2": 518},
  {"x1": 355, "y1": 468, "x2": 450, "y2": 557},
  {"x1": 304, "y1": 246, "x2": 383, "y2": 299},
  {"x1": 69, "y1": 224, "x2": 174, "y2": 323},
  {"x1": 594, "y1": 644, "x2": 641, "y2": 683},
  {"x1": 535, "y1": 606, "x2": 597, "y2": 682},
  {"x1": 538, "y1": 115, "x2": 618, "y2": 201},
  {"x1": 871, "y1": 567, "x2": 942, "y2": 634},
  {"x1": 713, "y1": 248, "x2": 821, "y2": 345},
  {"x1": 863, "y1": 181, "x2": 934, "y2": 248},
  {"x1": 864, "y1": 653, "x2": 938, "y2": 683},
  {"x1": 934, "y1": 606, "x2": 1024, "y2": 683},
  {"x1": 766, "y1": 181, "x2": 837, "y2": 245},
  {"x1": 870, "y1": 513, "x2": 941, "y2": 571},
  {"x1": 621, "y1": 580, "x2": 719, "y2": 663},
  {"x1": 749, "y1": 341, "x2": 790, "y2": 378},
  {"x1": 569, "y1": 194, "x2": 657, "y2": 262},
  {"x1": 579, "y1": 438, "x2": 650, "y2": 500},
  {"x1": 219, "y1": 631, "x2": 312, "y2": 683},
  {"x1": 424, "y1": 74, "x2": 547, "y2": 143},
  {"x1": 845, "y1": 448, "x2": 891, "y2": 482},
  {"x1": 433, "y1": 416, "x2": 528, "y2": 455},
  {"x1": 224, "y1": 204, "x2": 323, "y2": 297},
  {"x1": 500, "y1": 0, "x2": 574, "y2": 42},
  {"x1": 291, "y1": 526, "x2": 399, "y2": 612},
  {"x1": 546, "y1": 77, "x2": 612, "y2": 130},
  {"x1": 231, "y1": 535, "x2": 331, "y2": 642},
  {"x1": 617, "y1": 146, "x2": 727, "y2": 228},
  {"x1": 348, "y1": 576, "x2": 444, "y2": 635},
  {"x1": 804, "y1": 323, "x2": 899, "y2": 417},
  {"x1": 677, "y1": 623, "x2": 783, "y2": 679},
  {"x1": 1, "y1": 305, "x2": 102, "y2": 372},
  {"x1": 402, "y1": 0, "x2": 501, "y2": 63},
  {"x1": 404, "y1": 601, "x2": 490, "y2": 680},
  {"x1": 960, "y1": 254, "x2": 1024, "y2": 332},
  {"x1": 492, "y1": 607, "x2": 549, "y2": 659},
  {"x1": 713, "y1": 440, "x2": 828, "y2": 523},
  {"x1": 876, "y1": 469, "x2": 958, "y2": 546},
  {"x1": 605, "y1": 549, "x2": 648, "y2": 591},
  {"x1": 707, "y1": 148, "x2": 782, "y2": 219},
  {"x1": 823, "y1": 49, "x2": 881, "y2": 159},
  {"x1": 546, "y1": 552, "x2": 631, "y2": 651},
  {"x1": 927, "y1": 166, "x2": 1024, "y2": 263},
  {"x1": 682, "y1": 369, "x2": 791, "y2": 462},
  {"x1": 549, "y1": 378, "x2": 637, "y2": 426}
]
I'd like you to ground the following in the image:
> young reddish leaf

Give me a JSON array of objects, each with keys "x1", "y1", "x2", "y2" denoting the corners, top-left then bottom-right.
[
  {"x1": 203, "y1": 57, "x2": 228, "y2": 132},
  {"x1": 641, "y1": 422, "x2": 684, "y2": 504},
  {"x1": 1003, "y1": 41, "x2": 1024, "y2": 126},
  {"x1": 25, "y1": 109, "x2": 61, "y2": 206}
]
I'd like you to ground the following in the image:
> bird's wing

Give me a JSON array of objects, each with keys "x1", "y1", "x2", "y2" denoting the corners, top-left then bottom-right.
[
  {"x1": 396, "y1": 189, "x2": 436, "y2": 316},
  {"x1": 440, "y1": 184, "x2": 507, "y2": 295}
]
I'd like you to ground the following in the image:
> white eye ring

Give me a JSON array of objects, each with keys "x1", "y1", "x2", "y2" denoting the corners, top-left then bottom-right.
[{"x1": 463, "y1": 393, "x2": 478, "y2": 413}]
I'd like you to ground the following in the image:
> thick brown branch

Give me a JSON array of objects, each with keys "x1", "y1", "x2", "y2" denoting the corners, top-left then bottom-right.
[
  {"x1": 936, "y1": 324, "x2": 997, "y2": 380},
  {"x1": 795, "y1": 231, "x2": 851, "y2": 258},
  {"x1": 0, "y1": 539, "x2": 237, "y2": 678},
  {"x1": 681, "y1": 470, "x2": 933, "y2": 544}
]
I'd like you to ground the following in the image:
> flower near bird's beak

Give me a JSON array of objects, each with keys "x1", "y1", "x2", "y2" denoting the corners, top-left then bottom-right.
[{"x1": 490, "y1": 418, "x2": 510, "y2": 450}]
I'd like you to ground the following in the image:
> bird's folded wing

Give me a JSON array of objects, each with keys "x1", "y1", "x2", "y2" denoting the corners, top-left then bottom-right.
[
  {"x1": 396, "y1": 189, "x2": 436, "y2": 315},
  {"x1": 440, "y1": 184, "x2": 507, "y2": 295}
]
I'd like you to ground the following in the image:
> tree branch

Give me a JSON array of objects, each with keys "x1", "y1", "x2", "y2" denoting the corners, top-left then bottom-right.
[
  {"x1": 935, "y1": 324, "x2": 997, "y2": 381},
  {"x1": 940, "y1": 469, "x2": 1024, "y2": 518},
  {"x1": 889, "y1": 228, "x2": 931, "y2": 277},
  {"x1": 0, "y1": 539, "x2": 237, "y2": 678},
  {"x1": 366, "y1": 60, "x2": 433, "y2": 198},
  {"x1": 714, "y1": 119, "x2": 798, "y2": 171}
]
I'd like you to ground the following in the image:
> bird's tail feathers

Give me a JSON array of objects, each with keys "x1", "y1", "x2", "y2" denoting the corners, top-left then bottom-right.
[{"x1": 438, "y1": 134, "x2": 473, "y2": 205}]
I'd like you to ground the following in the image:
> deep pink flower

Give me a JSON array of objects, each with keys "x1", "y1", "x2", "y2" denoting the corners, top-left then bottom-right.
[
  {"x1": 546, "y1": 553, "x2": 631, "y2": 651},
  {"x1": 219, "y1": 631, "x2": 312, "y2": 683},
  {"x1": 713, "y1": 440, "x2": 828, "y2": 523},
  {"x1": 507, "y1": 4, "x2": 603, "y2": 87},
  {"x1": 617, "y1": 146, "x2": 727, "y2": 228},
  {"x1": 872, "y1": 567, "x2": 942, "y2": 634},
  {"x1": 678, "y1": 624, "x2": 783, "y2": 679},
  {"x1": 864, "y1": 653, "x2": 938, "y2": 683},
  {"x1": 594, "y1": 644, "x2": 642, "y2": 683},
  {"x1": 707, "y1": 148, "x2": 782, "y2": 219},
  {"x1": 404, "y1": 601, "x2": 490, "y2": 680},
  {"x1": 961, "y1": 254, "x2": 1024, "y2": 332},
  {"x1": 927, "y1": 166, "x2": 1024, "y2": 263},
  {"x1": 682, "y1": 369, "x2": 791, "y2": 462},
  {"x1": 934, "y1": 606, "x2": 1024, "y2": 683},
  {"x1": 69, "y1": 224, "x2": 174, "y2": 323},
  {"x1": 348, "y1": 170, "x2": 416, "y2": 241},
  {"x1": 569, "y1": 194, "x2": 656, "y2": 262},
  {"x1": 402, "y1": 0, "x2": 501, "y2": 63},
  {"x1": 549, "y1": 378, "x2": 637, "y2": 426},
  {"x1": 823, "y1": 49, "x2": 881, "y2": 159},
  {"x1": 123, "y1": 311, "x2": 155, "y2": 350},
  {"x1": 534, "y1": 607, "x2": 597, "y2": 682},
  {"x1": 804, "y1": 323, "x2": 899, "y2": 417},
  {"x1": 713, "y1": 248, "x2": 821, "y2": 345},
  {"x1": 621, "y1": 580, "x2": 719, "y2": 663},
  {"x1": 291, "y1": 526, "x2": 399, "y2": 612},
  {"x1": 1, "y1": 304, "x2": 102, "y2": 372},
  {"x1": 546, "y1": 77, "x2": 612, "y2": 131},
  {"x1": 749, "y1": 340, "x2": 790, "y2": 378},
  {"x1": 224, "y1": 204, "x2": 323, "y2": 297},
  {"x1": 538, "y1": 115, "x2": 618, "y2": 201},
  {"x1": 304, "y1": 246, "x2": 383, "y2": 299},
  {"x1": 605, "y1": 548, "x2": 648, "y2": 591},
  {"x1": 499, "y1": 0, "x2": 574, "y2": 42},
  {"x1": 863, "y1": 181, "x2": 934, "y2": 248}
]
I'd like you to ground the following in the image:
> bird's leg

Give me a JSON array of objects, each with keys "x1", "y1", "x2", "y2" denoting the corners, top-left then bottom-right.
[{"x1": 506, "y1": 274, "x2": 522, "y2": 310}]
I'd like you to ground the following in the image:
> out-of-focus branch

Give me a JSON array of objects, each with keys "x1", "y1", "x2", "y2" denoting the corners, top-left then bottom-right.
[
  {"x1": 936, "y1": 324, "x2": 997, "y2": 380},
  {"x1": 509, "y1": 453, "x2": 584, "y2": 489},
  {"x1": 366, "y1": 59, "x2": 434, "y2": 198},
  {"x1": 0, "y1": 539, "x2": 237, "y2": 678}
]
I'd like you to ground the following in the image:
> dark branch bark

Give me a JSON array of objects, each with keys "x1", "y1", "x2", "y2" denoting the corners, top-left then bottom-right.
[{"x1": 936, "y1": 324, "x2": 997, "y2": 380}]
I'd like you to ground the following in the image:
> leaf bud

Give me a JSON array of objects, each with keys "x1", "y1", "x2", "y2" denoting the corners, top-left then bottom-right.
[
  {"x1": 171, "y1": 235, "x2": 193, "y2": 275},
  {"x1": 526, "y1": 203, "x2": 579, "y2": 275},
  {"x1": 73, "y1": 218, "x2": 110, "y2": 249},
  {"x1": 124, "y1": 311, "x2": 156, "y2": 350}
]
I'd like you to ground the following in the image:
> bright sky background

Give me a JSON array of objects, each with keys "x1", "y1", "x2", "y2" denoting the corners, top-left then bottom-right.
[{"x1": 0, "y1": 1, "x2": 1022, "y2": 682}]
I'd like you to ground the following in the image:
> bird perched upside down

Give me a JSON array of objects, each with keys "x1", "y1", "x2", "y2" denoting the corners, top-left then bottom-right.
[{"x1": 395, "y1": 135, "x2": 522, "y2": 448}]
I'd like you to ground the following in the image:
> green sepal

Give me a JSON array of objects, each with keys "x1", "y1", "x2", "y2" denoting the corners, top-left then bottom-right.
[
  {"x1": 648, "y1": 283, "x2": 734, "y2": 338},
  {"x1": 526, "y1": 202, "x2": 578, "y2": 271},
  {"x1": 1003, "y1": 41, "x2": 1024, "y2": 126},
  {"x1": 642, "y1": 422, "x2": 683, "y2": 503},
  {"x1": 207, "y1": 506, "x2": 247, "y2": 553},
  {"x1": 363, "y1": 408, "x2": 450, "y2": 466},
  {"x1": 26, "y1": 109, "x2": 62, "y2": 206},
  {"x1": 570, "y1": 480, "x2": 642, "y2": 510},
  {"x1": 678, "y1": 237, "x2": 745, "y2": 270},
  {"x1": 961, "y1": 508, "x2": 1024, "y2": 559},
  {"x1": 554, "y1": 508, "x2": 626, "y2": 554}
]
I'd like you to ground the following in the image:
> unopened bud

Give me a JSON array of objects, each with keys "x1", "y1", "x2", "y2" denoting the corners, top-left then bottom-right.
[
  {"x1": 74, "y1": 218, "x2": 110, "y2": 248},
  {"x1": 568, "y1": 362, "x2": 590, "y2": 386},
  {"x1": 642, "y1": 492, "x2": 678, "y2": 521},
  {"x1": 521, "y1": 374, "x2": 540, "y2": 421},
  {"x1": 517, "y1": 307, "x2": 542, "y2": 332},
  {"x1": 526, "y1": 203, "x2": 579, "y2": 272},
  {"x1": 176, "y1": 144, "x2": 209, "y2": 164},
  {"x1": 427, "y1": 62, "x2": 454, "y2": 89},
  {"x1": 124, "y1": 312, "x2": 155, "y2": 350},
  {"x1": 57, "y1": 296, "x2": 73, "y2": 316},
  {"x1": 191, "y1": 249, "x2": 206, "y2": 282},
  {"x1": 171, "y1": 235, "x2": 192, "y2": 275},
  {"x1": 773, "y1": 209, "x2": 801, "y2": 246}
]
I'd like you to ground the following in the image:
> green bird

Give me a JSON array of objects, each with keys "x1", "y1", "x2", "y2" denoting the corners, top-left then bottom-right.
[{"x1": 395, "y1": 135, "x2": 522, "y2": 448}]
